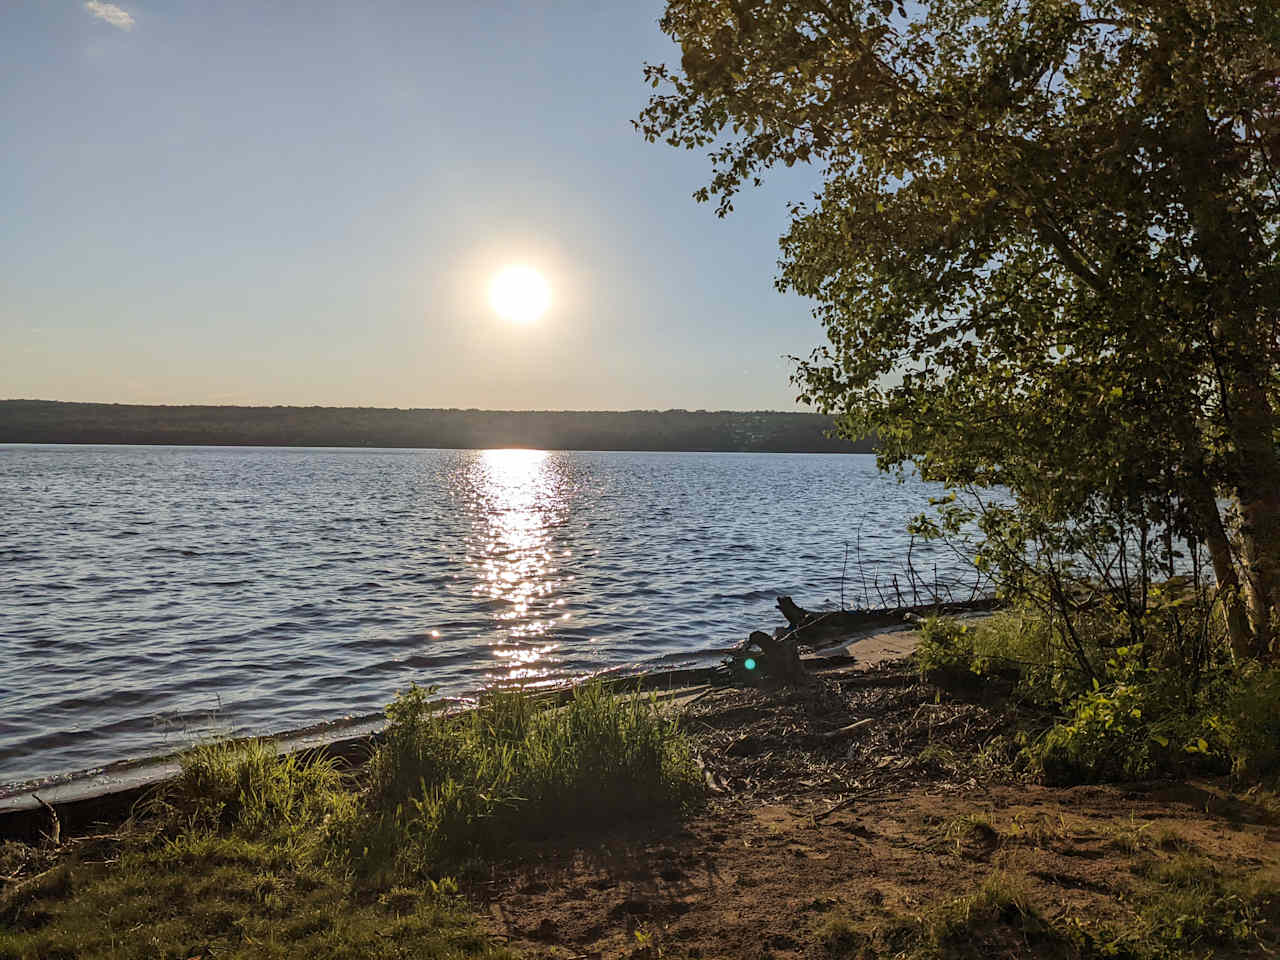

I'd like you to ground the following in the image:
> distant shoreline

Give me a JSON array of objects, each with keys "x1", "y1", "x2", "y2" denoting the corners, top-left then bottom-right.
[{"x1": 0, "y1": 400, "x2": 874, "y2": 454}]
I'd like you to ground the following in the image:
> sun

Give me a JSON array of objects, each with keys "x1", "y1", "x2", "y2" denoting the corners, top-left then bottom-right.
[{"x1": 489, "y1": 265, "x2": 550, "y2": 324}]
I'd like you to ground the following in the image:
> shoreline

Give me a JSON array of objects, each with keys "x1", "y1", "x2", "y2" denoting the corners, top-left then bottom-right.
[
  {"x1": 6, "y1": 605, "x2": 1277, "y2": 960},
  {"x1": 0, "y1": 665, "x2": 725, "y2": 840},
  {"x1": 0, "y1": 596, "x2": 962, "y2": 839},
  {"x1": 0, "y1": 401, "x2": 874, "y2": 453}
]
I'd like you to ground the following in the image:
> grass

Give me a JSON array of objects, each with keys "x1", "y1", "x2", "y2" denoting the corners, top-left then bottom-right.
[
  {"x1": 823, "y1": 807, "x2": 1279, "y2": 960},
  {"x1": 811, "y1": 872, "x2": 1065, "y2": 960},
  {"x1": 938, "y1": 813, "x2": 1000, "y2": 858},
  {"x1": 151, "y1": 738, "x2": 357, "y2": 838},
  {"x1": 1, "y1": 833, "x2": 505, "y2": 960},
  {"x1": 822, "y1": 860, "x2": 1279, "y2": 960},
  {"x1": 1125, "y1": 851, "x2": 1280, "y2": 952},
  {"x1": 1098, "y1": 816, "x2": 1192, "y2": 856},
  {"x1": 0, "y1": 680, "x2": 703, "y2": 958},
  {"x1": 355, "y1": 681, "x2": 704, "y2": 876}
]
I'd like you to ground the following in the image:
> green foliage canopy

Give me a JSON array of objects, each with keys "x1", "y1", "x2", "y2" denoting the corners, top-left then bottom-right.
[{"x1": 639, "y1": 0, "x2": 1280, "y2": 654}]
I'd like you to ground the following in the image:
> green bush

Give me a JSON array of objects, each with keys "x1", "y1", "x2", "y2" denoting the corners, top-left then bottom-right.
[
  {"x1": 918, "y1": 609, "x2": 1280, "y2": 785},
  {"x1": 1027, "y1": 657, "x2": 1280, "y2": 786},
  {"x1": 1218, "y1": 666, "x2": 1280, "y2": 781},
  {"x1": 1032, "y1": 677, "x2": 1170, "y2": 783},
  {"x1": 358, "y1": 681, "x2": 703, "y2": 873},
  {"x1": 915, "y1": 617, "x2": 979, "y2": 680},
  {"x1": 916, "y1": 611, "x2": 1088, "y2": 705}
]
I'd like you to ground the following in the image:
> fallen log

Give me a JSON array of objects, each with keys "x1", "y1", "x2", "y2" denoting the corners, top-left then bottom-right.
[
  {"x1": 774, "y1": 595, "x2": 1002, "y2": 647},
  {"x1": 723, "y1": 595, "x2": 1000, "y2": 687}
]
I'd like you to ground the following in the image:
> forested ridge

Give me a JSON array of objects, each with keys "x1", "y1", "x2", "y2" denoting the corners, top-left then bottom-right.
[{"x1": 0, "y1": 400, "x2": 871, "y2": 453}]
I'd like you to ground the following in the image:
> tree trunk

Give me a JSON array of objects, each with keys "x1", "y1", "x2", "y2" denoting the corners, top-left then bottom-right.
[
  {"x1": 1176, "y1": 107, "x2": 1280, "y2": 660},
  {"x1": 1189, "y1": 474, "x2": 1253, "y2": 657},
  {"x1": 1231, "y1": 387, "x2": 1280, "y2": 661}
]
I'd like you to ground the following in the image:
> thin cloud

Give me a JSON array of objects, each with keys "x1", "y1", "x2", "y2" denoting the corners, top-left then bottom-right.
[{"x1": 84, "y1": 1, "x2": 134, "y2": 30}]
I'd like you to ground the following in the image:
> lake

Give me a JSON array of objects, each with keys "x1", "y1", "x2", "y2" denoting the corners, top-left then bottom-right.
[{"x1": 1, "y1": 445, "x2": 974, "y2": 787}]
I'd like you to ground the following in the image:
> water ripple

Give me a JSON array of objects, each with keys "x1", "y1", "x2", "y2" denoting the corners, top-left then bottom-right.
[{"x1": 0, "y1": 445, "x2": 969, "y2": 787}]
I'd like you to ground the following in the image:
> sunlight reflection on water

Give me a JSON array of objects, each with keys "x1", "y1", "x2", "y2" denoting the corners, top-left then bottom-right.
[{"x1": 461, "y1": 449, "x2": 569, "y2": 684}]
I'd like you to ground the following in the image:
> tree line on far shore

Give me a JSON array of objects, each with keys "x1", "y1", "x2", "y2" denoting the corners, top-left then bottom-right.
[{"x1": 0, "y1": 400, "x2": 873, "y2": 453}]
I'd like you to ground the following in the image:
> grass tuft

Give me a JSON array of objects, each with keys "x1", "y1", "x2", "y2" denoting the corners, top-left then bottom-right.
[
  {"x1": 153, "y1": 738, "x2": 356, "y2": 842},
  {"x1": 357, "y1": 680, "x2": 704, "y2": 874}
]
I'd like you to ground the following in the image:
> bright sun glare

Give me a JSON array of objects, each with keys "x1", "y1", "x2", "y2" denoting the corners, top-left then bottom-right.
[{"x1": 489, "y1": 265, "x2": 550, "y2": 324}]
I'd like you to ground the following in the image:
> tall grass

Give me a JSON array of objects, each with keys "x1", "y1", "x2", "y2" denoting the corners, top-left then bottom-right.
[
  {"x1": 357, "y1": 681, "x2": 703, "y2": 872},
  {"x1": 2, "y1": 739, "x2": 509, "y2": 960},
  {"x1": 2, "y1": 682, "x2": 702, "y2": 955},
  {"x1": 153, "y1": 738, "x2": 355, "y2": 839}
]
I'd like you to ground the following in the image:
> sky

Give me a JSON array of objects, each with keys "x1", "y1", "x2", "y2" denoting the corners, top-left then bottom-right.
[{"x1": 1, "y1": 1, "x2": 827, "y2": 411}]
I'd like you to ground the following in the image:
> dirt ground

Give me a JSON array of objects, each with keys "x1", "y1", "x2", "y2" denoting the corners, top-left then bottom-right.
[{"x1": 476, "y1": 675, "x2": 1280, "y2": 960}]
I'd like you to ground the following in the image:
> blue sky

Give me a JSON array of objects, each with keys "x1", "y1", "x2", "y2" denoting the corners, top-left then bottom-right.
[{"x1": 2, "y1": 1, "x2": 824, "y2": 410}]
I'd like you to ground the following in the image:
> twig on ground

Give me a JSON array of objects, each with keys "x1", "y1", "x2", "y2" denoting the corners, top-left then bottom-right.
[
  {"x1": 815, "y1": 796, "x2": 860, "y2": 822},
  {"x1": 33, "y1": 793, "x2": 60, "y2": 847},
  {"x1": 820, "y1": 717, "x2": 876, "y2": 741}
]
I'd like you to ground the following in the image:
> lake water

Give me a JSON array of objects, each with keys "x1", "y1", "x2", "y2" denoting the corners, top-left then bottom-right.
[{"x1": 1, "y1": 445, "x2": 974, "y2": 787}]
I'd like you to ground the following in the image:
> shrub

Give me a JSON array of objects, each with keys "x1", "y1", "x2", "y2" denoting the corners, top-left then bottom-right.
[
  {"x1": 1026, "y1": 655, "x2": 1280, "y2": 786},
  {"x1": 915, "y1": 617, "x2": 979, "y2": 682},
  {"x1": 916, "y1": 611, "x2": 1089, "y2": 706},
  {"x1": 919, "y1": 608, "x2": 1280, "y2": 785},
  {"x1": 1217, "y1": 666, "x2": 1280, "y2": 781},
  {"x1": 1032, "y1": 677, "x2": 1172, "y2": 783}
]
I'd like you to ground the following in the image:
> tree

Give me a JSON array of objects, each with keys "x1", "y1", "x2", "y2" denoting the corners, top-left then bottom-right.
[{"x1": 639, "y1": 0, "x2": 1280, "y2": 658}]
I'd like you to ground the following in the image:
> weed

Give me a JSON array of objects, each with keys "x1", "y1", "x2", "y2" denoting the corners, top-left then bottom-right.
[{"x1": 937, "y1": 814, "x2": 1001, "y2": 858}]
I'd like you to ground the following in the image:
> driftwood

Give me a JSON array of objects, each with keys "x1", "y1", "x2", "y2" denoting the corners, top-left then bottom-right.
[
  {"x1": 726, "y1": 594, "x2": 999, "y2": 686},
  {"x1": 775, "y1": 595, "x2": 1001, "y2": 647},
  {"x1": 776, "y1": 596, "x2": 813, "y2": 631},
  {"x1": 746, "y1": 630, "x2": 804, "y2": 683}
]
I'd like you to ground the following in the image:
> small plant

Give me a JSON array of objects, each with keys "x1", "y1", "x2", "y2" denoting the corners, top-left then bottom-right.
[
  {"x1": 938, "y1": 814, "x2": 1000, "y2": 858},
  {"x1": 915, "y1": 617, "x2": 977, "y2": 682}
]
